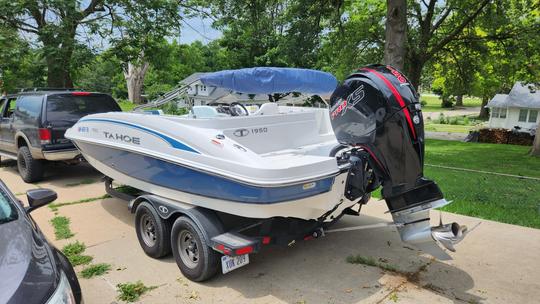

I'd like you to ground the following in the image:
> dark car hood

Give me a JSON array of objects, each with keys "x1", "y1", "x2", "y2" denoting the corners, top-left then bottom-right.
[{"x1": 0, "y1": 218, "x2": 56, "y2": 304}]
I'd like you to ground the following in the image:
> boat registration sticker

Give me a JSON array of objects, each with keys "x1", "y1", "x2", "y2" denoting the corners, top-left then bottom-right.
[
  {"x1": 221, "y1": 254, "x2": 249, "y2": 274},
  {"x1": 302, "y1": 182, "x2": 316, "y2": 190}
]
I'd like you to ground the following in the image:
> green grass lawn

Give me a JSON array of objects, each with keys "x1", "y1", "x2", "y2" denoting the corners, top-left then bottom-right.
[
  {"x1": 425, "y1": 139, "x2": 539, "y2": 177},
  {"x1": 373, "y1": 139, "x2": 540, "y2": 229},
  {"x1": 424, "y1": 140, "x2": 540, "y2": 229},
  {"x1": 420, "y1": 95, "x2": 482, "y2": 112},
  {"x1": 424, "y1": 123, "x2": 475, "y2": 133},
  {"x1": 428, "y1": 139, "x2": 540, "y2": 228}
]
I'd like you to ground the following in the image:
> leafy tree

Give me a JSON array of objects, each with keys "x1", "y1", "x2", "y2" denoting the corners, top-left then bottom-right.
[
  {"x1": 475, "y1": 0, "x2": 539, "y2": 119},
  {"x1": 0, "y1": 0, "x2": 111, "y2": 87},
  {"x1": 277, "y1": 0, "x2": 341, "y2": 68},
  {"x1": 0, "y1": 25, "x2": 46, "y2": 93},
  {"x1": 209, "y1": 0, "x2": 288, "y2": 67},
  {"x1": 430, "y1": 42, "x2": 482, "y2": 107},
  {"x1": 404, "y1": 0, "x2": 491, "y2": 89},
  {"x1": 73, "y1": 52, "x2": 126, "y2": 97},
  {"x1": 108, "y1": 0, "x2": 184, "y2": 103},
  {"x1": 318, "y1": 0, "x2": 386, "y2": 80}
]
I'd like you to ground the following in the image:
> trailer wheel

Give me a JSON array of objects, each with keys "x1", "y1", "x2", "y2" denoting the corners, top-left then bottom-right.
[
  {"x1": 135, "y1": 202, "x2": 171, "y2": 258},
  {"x1": 171, "y1": 216, "x2": 220, "y2": 282}
]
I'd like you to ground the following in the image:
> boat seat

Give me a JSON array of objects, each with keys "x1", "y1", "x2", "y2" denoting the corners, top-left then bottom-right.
[
  {"x1": 191, "y1": 106, "x2": 221, "y2": 118},
  {"x1": 252, "y1": 103, "x2": 279, "y2": 115}
]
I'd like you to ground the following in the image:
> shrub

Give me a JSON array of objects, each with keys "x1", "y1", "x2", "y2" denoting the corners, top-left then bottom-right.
[
  {"x1": 160, "y1": 101, "x2": 188, "y2": 115},
  {"x1": 438, "y1": 113, "x2": 446, "y2": 124}
]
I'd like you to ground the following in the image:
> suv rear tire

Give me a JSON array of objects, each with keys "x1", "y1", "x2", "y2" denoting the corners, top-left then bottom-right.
[{"x1": 17, "y1": 146, "x2": 44, "y2": 183}]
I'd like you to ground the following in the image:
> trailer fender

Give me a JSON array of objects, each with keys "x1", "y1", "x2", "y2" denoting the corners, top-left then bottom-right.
[{"x1": 130, "y1": 194, "x2": 225, "y2": 241}]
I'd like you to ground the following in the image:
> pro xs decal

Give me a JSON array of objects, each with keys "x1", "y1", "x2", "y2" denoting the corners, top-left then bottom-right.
[{"x1": 330, "y1": 85, "x2": 365, "y2": 119}]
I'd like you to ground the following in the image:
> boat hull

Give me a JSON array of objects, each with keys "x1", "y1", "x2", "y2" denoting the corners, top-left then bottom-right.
[{"x1": 76, "y1": 141, "x2": 353, "y2": 220}]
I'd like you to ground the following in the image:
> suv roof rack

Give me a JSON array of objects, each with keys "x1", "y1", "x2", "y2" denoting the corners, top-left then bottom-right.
[{"x1": 18, "y1": 87, "x2": 82, "y2": 92}]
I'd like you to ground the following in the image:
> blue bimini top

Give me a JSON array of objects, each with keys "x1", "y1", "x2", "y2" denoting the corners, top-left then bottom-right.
[{"x1": 200, "y1": 67, "x2": 338, "y2": 95}]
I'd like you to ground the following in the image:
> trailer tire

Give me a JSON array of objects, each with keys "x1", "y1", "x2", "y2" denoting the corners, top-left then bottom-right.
[
  {"x1": 135, "y1": 202, "x2": 171, "y2": 258},
  {"x1": 171, "y1": 216, "x2": 220, "y2": 282}
]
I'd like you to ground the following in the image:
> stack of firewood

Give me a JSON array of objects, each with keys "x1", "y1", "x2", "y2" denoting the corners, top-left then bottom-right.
[{"x1": 478, "y1": 128, "x2": 534, "y2": 146}]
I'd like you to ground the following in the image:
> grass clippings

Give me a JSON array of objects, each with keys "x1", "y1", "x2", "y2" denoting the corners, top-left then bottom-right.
[
  {"x1": 62, "y1": 241, "x2": 92, "y2": 266},
  {"x1": 81, "y1": 263, "x2": 111, "y2": 278},
  {"x1": 50, "y1": 216, "x2": 74, "y2": 239},
  {"x1": 48, "y1": 194, "x2": 111, "y2": 211},
  {"x1": 116, "y1": 281, "x2": 157, "y2": 302},
  {"x1": 346, "y1": 255, "x2": 399, "y2": 273}
]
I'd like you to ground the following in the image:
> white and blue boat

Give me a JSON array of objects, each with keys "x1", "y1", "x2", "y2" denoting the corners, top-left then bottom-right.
[
  {"x1": 66, "y1": 67, "x2": 468, "y2": 281},
  {"x1": 66, "y1": 68, "x2": 348, "y2": 220}
]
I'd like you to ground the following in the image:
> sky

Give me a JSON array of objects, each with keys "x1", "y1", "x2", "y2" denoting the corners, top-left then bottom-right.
[{"x1": 179, "y1": 16, "x2": 222, "y2": 44}]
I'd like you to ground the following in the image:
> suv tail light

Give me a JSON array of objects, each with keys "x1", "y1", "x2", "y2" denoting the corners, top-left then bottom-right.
[
  {"x1": 39, "y1": 128, "x2": 51, "y2": 144},
  {"x1": 71, "y1": 92, "x2": 91, "y2": 96}
]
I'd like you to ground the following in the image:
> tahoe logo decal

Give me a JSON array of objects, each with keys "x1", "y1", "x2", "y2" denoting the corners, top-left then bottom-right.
[{"x1": 103, "y1": 132, "x2": 141, "y2": 145}]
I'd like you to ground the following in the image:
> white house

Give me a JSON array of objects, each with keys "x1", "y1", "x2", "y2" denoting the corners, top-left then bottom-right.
[{"x1": 486, "y1": 82, "x2": 540, "y2": 132}]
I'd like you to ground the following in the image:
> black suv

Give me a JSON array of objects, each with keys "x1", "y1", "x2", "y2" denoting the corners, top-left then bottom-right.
[
  {"x1": 0, "y1": 180, "x2": 82, "y2": 303},
  {"x1": 0, "y1": 89, "x2": 121, "y2": 182}
]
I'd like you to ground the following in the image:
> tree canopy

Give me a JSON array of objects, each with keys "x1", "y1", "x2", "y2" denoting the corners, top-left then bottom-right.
[{"x1": 0, "y1": 0, "x2": 537, "y2": 108}]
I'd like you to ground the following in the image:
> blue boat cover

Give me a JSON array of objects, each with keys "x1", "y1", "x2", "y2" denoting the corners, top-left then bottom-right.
[{"x1": 200, "y1": 67, "x2": 338, "y2": 94}]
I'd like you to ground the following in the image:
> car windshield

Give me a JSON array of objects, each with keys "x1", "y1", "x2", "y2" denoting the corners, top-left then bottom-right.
[
  {"x1": 46, "y1": 94, "x2": 121, "y2": 122},
  {"x1": 0, "y1": 189, "x2": 18, "y2": 224}
]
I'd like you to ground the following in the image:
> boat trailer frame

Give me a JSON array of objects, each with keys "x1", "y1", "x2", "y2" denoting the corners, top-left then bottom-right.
[{"x1": 104, "y1": 177, "x2": 385, "y2": 256}]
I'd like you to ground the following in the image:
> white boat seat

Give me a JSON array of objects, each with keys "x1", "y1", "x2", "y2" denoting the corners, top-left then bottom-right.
[
  {"x1": 252, "y1": 103, "x2": 279, "y2": 115},
  {"x1": 191, "y1": 106, "x2": 221, "y2": 118}
]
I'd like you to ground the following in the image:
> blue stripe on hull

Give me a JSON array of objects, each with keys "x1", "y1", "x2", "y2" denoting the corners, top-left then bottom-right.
[
  {"x1": 79, "y1": 143, "x2": 334, "y2": 204},
  {"x1": 80, "y1": 118, "x2": 200, "y2": 153}
]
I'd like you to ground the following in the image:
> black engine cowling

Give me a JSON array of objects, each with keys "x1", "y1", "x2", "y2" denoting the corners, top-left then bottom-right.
[{"x1": 330, "y1": 65, "x2": 443, "y2": 212}]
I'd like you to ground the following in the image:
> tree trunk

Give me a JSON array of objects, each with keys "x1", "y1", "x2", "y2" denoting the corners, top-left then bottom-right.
[
  {"x1": 455, "y1": 94, "x2": 463, "y2": 106},
  {"x1": 407, "y1": 57, "x2": 424, "y2": 91},
  {"x1": 124, "y1": 62, "x2": 149, "y2": 104},
  {"x1": 384, "y1": 0, "x2": 407, "y2": 71},
  {"x1": 531, "y1": 121, "x2": 540, "y2": 156},
  {"x1": 46, "y1": 55, "x2": 73, "y2": 88},
  {"x1": 41, "y1": 29, "x2": 76, "y2": 88},
  {"x1": 478, "y1": 96, "x2": 490, "y2": 119}
]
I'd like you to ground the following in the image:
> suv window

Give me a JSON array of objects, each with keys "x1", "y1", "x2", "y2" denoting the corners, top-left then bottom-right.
[
  {"x1": 45, "y1": 94, "x2": 120, "y2": 122},
  {"x1": 16, "y1": 95, "x2": 43, "y2": 120},
  {"x1": 2, "y1": 97, "x2": 17, "y2": 118},
  {"x1": 0, "y1": 189, "x2": 18, "y2": 224}
]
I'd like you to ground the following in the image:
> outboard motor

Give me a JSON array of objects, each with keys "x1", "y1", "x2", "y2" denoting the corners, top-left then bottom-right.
[{"x1": 329, "y1": 64, "x2": 467, "y2": 259}]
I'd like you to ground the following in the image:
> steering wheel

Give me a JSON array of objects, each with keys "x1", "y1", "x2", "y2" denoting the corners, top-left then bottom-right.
[{"x1": 229, "y1": 102, "x2": 249, "y2": 116}]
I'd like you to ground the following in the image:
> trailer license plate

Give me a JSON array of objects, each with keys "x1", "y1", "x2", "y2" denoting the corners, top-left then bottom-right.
[{"x1": 221, "y1": 254, "x2": 249, "y2": 274}]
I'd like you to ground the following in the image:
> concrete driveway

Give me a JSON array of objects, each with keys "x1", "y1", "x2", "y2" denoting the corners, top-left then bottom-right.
[{"x1": 1, "y1": 161, "x2": 539, "y2": 304}]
